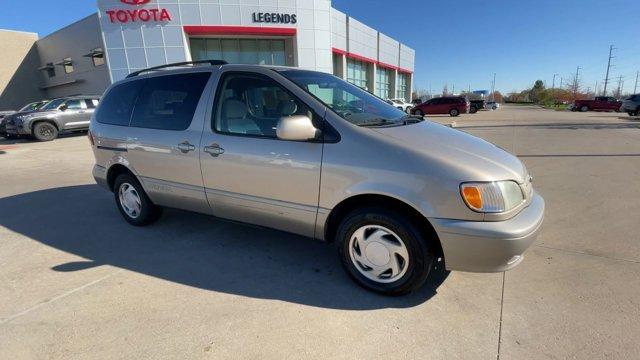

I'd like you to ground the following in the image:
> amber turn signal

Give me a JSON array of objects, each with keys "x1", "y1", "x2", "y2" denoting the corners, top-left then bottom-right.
[{"x1": 461, "y1": 186, "x2": 483, "y2": 210}]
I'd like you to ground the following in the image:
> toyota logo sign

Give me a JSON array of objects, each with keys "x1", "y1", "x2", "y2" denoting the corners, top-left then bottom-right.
[{"x1": 120, "y1": 0, "x2": 151, "y2": 5}]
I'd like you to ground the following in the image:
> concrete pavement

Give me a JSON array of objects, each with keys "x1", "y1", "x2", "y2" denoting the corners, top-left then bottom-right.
[{"x1": 0, "y1": 105, "x2": 638, "y2": 359}]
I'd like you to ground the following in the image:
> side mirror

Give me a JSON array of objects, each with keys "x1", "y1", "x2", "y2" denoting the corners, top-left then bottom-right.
[
  {"x1": 59, "y1": 104, "x2": 68, "y2": 111},
  {"x1": 276, "y1": 115, "x2": 320, "y2": 141}
]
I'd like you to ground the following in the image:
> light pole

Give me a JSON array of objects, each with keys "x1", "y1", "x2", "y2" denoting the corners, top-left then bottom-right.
[{"x1": 490, "y1": 73, "x2": 496, "y2": 102}]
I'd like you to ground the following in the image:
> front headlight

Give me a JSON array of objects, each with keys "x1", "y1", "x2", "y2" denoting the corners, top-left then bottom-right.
[{"x1": 460, "y1": 181, "x2": 525, "y2": 213}]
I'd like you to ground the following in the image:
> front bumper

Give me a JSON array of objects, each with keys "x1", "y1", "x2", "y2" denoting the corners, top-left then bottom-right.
[
  {"x1": 430, "y1": 192, "x2": 545, "y2": 272},
  {"x1": 5, "y1": 123, "x2": 30, "y2": 135},
  {"x1": 620, "y1": 103, "x2": 638, "y2": 112}
]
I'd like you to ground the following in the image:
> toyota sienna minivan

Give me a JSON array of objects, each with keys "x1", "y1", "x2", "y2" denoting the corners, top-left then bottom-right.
[{"x1": 90, "y1": 60, "x2": 544, "y2": 295}]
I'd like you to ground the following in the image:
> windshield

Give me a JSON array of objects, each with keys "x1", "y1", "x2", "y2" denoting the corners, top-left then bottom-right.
[
  {"x1": 40, "y1": 99, "x2": 65, "y2": 111},
  {"x1": 19, "y1": 102, "x2": 44, "y2": 112},
  {"x1": 278, "y1": 69, "x2": 412, "y2": 126}
]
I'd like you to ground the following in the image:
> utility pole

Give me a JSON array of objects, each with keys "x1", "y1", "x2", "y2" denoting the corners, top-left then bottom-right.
[
  {"x1": 595, "y1": 81, "x2": 598, "y2": 96},
  {"x1": 603, "y1": 45, "x2": 615, "y2": 96},
  {"x1": 490, "y1": 72, "x2": 496, "y2": 102},
  {"x1": 634, "y1": 71, "x2": 639, "y2": 94},
  {"x1": 573, "y1": 66, "x2": 581, "y2": 99},
  {"x1": 616, "y1": 75, "x2": 623, "y2": 98}
]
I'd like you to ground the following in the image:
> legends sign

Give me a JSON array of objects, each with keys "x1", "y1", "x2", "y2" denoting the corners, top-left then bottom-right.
[{"x1": 252, "y1": 12, "x2": 297, "y2": 24}]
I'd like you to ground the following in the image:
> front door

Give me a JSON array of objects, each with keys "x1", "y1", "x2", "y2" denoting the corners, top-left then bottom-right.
[
  {"x1": 124, "y1": 72, "x2": 213, "y2": 214},
  {"x1": 199, "y1": 70, "x2": 323, "y2": 237},
  {"x1": 59, "y1": 99, "x2": 88, "y2": 129}
]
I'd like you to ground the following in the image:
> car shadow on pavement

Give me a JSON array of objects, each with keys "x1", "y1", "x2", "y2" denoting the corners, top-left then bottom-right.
[
  {"x1": 0, "y1": 131, "x2": 87, "y2": 144},
  {"x1": 0, "y1": 185, "x2": 449, "y2": 310}
]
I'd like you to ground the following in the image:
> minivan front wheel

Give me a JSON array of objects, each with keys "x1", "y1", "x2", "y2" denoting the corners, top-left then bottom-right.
[
  {"x1": 336, "y1": 208, "x2": 434, "y2": 295},
  {"x1": 33, "y1": 122, "x2": 58, "y2": 141},
  {"x1": 114, "y1": 173, "x2": 162, "y2": 226},
  {"x1": 449, "y1": 108, "x2": 460, "y2": 117}
]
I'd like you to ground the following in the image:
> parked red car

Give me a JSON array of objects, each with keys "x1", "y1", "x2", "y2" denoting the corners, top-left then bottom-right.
[
  {"x1": 411, "y1": 96, "x2": 469, "y2": 117},
  {"x1": 572, "y1": 96, "x2": 621, "y2": 112}
]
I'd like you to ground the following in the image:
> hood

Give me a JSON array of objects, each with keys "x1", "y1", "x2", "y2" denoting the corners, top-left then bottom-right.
[{"x1": 372, "y1": 121, "x2": 527, "y2": 183}]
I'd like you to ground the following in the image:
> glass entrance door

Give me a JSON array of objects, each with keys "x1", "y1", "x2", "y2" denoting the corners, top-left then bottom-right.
[{"x1": 190, "y1": 38, "x2": 288, "y2": 66}]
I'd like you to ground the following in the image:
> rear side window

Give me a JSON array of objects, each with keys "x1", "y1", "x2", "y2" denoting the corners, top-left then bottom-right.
[
  {"x1": 96, "y1": 81, "x2": 143, "y2": 126},
  {"x1": 85, "y1": 99, "x2": 99, "y2": 109},
  {"x1": 130, "y1": 72, "x2": 210, "y2": 131}
]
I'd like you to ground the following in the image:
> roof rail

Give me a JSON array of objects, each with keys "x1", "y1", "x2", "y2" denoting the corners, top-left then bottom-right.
[{"x1": 126, "y1": 60, "x2": 228, "y2": 78}]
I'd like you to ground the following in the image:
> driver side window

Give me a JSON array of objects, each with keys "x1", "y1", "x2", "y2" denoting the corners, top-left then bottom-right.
[
  {"x1": 65, "y1": 99, "x2": 84, "y2": 110},
  {"x1": 214, "y1": 73, "x2": 313, "y2": 138}
]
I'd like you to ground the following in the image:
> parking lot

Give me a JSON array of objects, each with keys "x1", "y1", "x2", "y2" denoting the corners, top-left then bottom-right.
[{"x1": 1, "y1": 105, "x2": 639, "y2": 359}]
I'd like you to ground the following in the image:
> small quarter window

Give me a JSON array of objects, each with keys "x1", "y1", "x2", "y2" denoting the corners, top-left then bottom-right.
[{"x1": 96, "y1": 81, "x2": 143, "y2": 126}]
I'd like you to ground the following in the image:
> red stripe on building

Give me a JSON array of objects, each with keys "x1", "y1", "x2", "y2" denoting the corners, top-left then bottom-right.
[
  {"x1": 332, "y1": 47, "x2": 413, "y2": 74},
  {"x1": 183, "y1": 26, "x2": 297, "y2": 36}
]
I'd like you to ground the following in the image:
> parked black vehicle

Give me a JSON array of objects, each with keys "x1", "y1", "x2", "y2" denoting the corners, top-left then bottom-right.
[
  {"x1": 0, "y1": 100, "x2": 50, "y2": 138},
  {"x1": 469, "y1": 100, "x2": 485, "y2": 114}
]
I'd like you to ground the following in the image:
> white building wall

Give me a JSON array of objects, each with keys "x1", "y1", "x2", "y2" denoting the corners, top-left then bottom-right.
[
  {"x1": 347, "y1": 17, "x2": 377, "y2": 61},
  {"x1": 97, "y1": 0, "x2": 332, "y2": 81},
  {"x1": 399, "y1": 43, "x2": 415, "y2": 72},
  {"x1": 377, "y1": 32, "x2": 399, "y2": 67},
  {"x1": 330, "y1": 8, "x2": 347, "y2": 52}
]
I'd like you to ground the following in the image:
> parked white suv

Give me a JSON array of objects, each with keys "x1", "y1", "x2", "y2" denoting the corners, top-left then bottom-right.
[{"x1": 388, "y1": 98, "x2": 413, "y2": 113}]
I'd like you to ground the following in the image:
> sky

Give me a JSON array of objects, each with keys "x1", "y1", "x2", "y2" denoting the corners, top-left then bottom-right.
[{"x1": 1, "y1": 0, "x2": 639, "y2": 94}]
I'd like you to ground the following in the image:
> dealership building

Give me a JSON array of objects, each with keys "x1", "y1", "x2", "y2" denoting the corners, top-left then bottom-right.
[{"x1": 0, "y1": 0, "x2": 415, "y2": 110}]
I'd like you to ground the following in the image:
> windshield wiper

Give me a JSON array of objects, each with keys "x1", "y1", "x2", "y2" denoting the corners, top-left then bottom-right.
[
  {"x1": 401, "y1": 115, "x2": 424, "y2": 125},
  {"x1": 358, "y1": 119, "x2": 395, "y2": 127}
]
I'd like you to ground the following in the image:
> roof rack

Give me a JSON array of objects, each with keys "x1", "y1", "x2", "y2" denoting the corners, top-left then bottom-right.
[{"x1": 126, "y1": 60, "x2": 228, "y2": 78}]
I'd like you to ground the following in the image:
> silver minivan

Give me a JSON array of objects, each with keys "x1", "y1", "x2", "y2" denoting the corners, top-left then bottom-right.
[{"x1": 90, "y1": 61, "x2": 544, "y2": 295}]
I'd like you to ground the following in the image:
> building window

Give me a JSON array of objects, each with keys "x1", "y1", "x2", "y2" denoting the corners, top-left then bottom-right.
[
  {"x1": 375, "y1": 67, "x2": 391, "y2": 99},
  {"x1": 91, "y1": 48, "x2": 105, "y2": 66},
  {"x1": 60, "y1": 58, "x2": 74, "y2": 73},
  {"x1": 190, "y1": 38, "x2": 287, "y2": 66},
  {"x1": 346, "y1": 58, "x2": 368, "y2": 90},
  {"x1": 397, "y1": 73, "x2": 408, "y2": 101},
  {"x1": 45, "y1": 63, "x2": 55, "y2": 78}
]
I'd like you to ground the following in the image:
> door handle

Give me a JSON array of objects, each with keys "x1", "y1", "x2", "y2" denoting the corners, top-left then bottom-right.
[
  {"x1": 177, "y1": 141, "x2": 196, "y2": 153},
  {"x1": 203, "y1": 144, "x2": 225, "y2": 157}
]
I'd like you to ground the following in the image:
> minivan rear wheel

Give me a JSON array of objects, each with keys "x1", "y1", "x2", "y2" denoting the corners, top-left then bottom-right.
[
  {"x1": 336, "y1": 207, "x2": 434, "y2": 295},
  {"x1": 114, "y1": 173, "x2": 162, "y2": 226},
  {"x1": 580, "y1": 105, "x2": 589, "y2": 112},
  {"x1": 449, "y1": 108, "x2": 460, "y2": 117}
]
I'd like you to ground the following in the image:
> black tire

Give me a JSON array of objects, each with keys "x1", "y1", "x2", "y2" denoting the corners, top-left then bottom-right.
[
  {"x1": 580, "y1": 105, "x2": 589, "y2": 112},
  {"x1": 413, "y1": 109, "x2": 424, "y2": 117},
  {"x1": 113, "y1": 173, "x2": 162, "y2": 226},
  {"x1": 628, "y1": 112, "x2": 637, "y2": 117},
  {"x1": 449, "y1": 108, "x2": 460, "y2": 117},
  {"x1": 32, "y1": 122, "x2": 58, "y2": 141},
  {"x1": 469, "y1": 106, "x2": 477, "y2": 114},
  {"x1": 336, "y1": 207, "x2": 435, "y2": 295}
]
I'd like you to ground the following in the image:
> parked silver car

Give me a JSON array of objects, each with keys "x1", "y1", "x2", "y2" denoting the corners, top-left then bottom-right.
[
  {"x1": 5, "y1": 96, "x2": 100, "y2": 141},
  {"x1": 90, "y1": 61, "x2": 544, "y2": 295}
]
